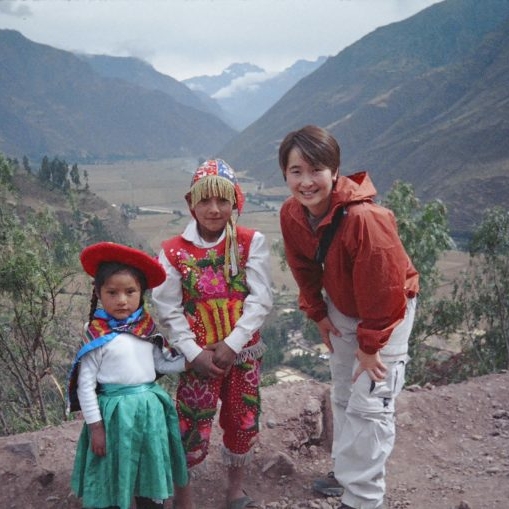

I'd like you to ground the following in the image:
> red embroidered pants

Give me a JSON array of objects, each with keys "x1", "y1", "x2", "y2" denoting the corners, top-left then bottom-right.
[{"x1": 176, "y1": 357, "x2": 261, "y2": 467}]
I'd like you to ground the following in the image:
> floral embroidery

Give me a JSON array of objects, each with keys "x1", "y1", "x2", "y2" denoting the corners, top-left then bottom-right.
[
  {"x1": 244, "y1": 363, "x2": 261, "y2": 388},
  {"x1": 163, "y1": 227, "x2": 262, "y2": 465},
  {"x1": 240, "y1": 410, "x2": 256, "y2": 431},
  {"x1": 179, "y1": 376, "x2": 215, "y2": 409},
  {"x1": 179, "y1": 248, "x2": 247, "y2": 295},
  {"x1": 197, "y1": 266, "x2": 227, "y2": 296}
]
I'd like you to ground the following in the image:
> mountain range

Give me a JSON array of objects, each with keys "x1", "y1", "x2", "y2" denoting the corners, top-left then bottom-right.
[
  {"x1": 183, "y1": 58, "x2": 328, "y2": 130},
  {"x1": 1, "y1": 0, "x2": 509, "y2": 234},
  {"x1": 80, "y1": 57, "x2": 327, "y2": 131},
  {"x1": 218, "y1": 0, "x2": 509, "y2": 234},
  {"x1": 0, "y1": 29, "x2": 236, "y2": 162},
  {"x1": 0, "y1": 29, "x2": 326, "y2": 159}
]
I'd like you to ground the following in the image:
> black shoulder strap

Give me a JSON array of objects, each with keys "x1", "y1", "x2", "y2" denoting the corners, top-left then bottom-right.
[{"x1": 314, "y1": 207, "x2": 345, "y2": 264}]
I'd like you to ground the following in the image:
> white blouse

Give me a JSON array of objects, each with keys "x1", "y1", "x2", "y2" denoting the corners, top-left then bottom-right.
[
  {"x1": 152, "y1": 219, "x2": 273, "y2": 361},
  {"x1": 77, "y1": 332, "x2": 184, "y2": 424}
]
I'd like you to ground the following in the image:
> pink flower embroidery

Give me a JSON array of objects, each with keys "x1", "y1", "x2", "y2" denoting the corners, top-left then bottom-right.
[
  {"x1": 197, "y1": 266, "x2": 227, "y2": 296},
  {"x1": 180, "y1": 379, "x2": 215, "y2": 409},
  {"x1": 245, "y1": 364, "x2": 260, "y2": 387},
  {"x1": 240, "y1": 410, "x2": 256, "y2": 430}
]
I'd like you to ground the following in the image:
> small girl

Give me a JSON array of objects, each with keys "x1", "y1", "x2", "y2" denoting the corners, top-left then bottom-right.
[{"x1": 68, "y1": 241, "x2": 188, "y2": 509}]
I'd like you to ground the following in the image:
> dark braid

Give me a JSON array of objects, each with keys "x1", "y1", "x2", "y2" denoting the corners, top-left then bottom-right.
[{"x1": 88, "y1": 285, "x2": 99, "y2": 323}]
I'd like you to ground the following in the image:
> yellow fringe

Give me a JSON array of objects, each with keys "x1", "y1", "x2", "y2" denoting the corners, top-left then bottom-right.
[
  {"x1": 189, "y1": 176, "x2": 236, "y2": 209},
  {"x1": 190, "y1": 176, "x2": 239, "y2": 283}
]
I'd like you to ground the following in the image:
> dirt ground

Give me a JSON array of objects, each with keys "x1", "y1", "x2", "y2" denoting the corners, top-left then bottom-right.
[{"x1": 1, "y1": 372, "x2": 508, "y2": 509}]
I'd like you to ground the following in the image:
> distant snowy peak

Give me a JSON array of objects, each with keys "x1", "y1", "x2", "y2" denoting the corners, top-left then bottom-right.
[
  {"x1": 184, "y1": 63, "x2": 265, "y2": 95},
  {"x1": 183, "y1": 57, "x2": 329, "y2": 129},
  {"x1": 183, "y1": 58, "x2": 327, "y2": 97}
]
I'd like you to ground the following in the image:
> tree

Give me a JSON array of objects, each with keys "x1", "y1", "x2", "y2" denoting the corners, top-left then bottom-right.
[
  {"x1": 261, "y1": 325, "x2": 286, "y2": 371},
  {"x1": 451, "y1": 206, "x2": 509, "y2": 376},
  {"x1": 382, "y1": 181, "x2": 453, "y2": 302},
  {"x1": 49, "y1": 157, "x2": 68, "y2": 190},
  {"x1": 70, "y1": 163, "x2": 81, "y2": 188},
  {"x1": 382, "y1": 181, "x2": 455, "y2": 383},
  {"x1": 83, "y1": 169, "x2": 90, "y2": 191},
  {"x1": 0, "y1": 155, "x2": 81, "y2": 435},
  {"x1": 22, "y1": 155, "x2": 31, "y2": 174},
  {"x1": 0, "y1": 153, "x2": 13, "y2": 189},
  {"x1": 38, "y1": 156, "x2": 51, "y2": 184}
]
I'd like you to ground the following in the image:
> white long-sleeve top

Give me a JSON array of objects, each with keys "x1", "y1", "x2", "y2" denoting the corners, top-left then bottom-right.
[
  {"x1": 77, "y1": 333, "x2": 184, "y2": 424},
  {"x1": 152, "y1": 219, "x2": 273, "y2": 361}
]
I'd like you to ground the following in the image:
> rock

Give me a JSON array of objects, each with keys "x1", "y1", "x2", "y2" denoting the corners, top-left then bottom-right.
[{"x1": 262, "y1": 451, "x2": 296, "y2": 478}]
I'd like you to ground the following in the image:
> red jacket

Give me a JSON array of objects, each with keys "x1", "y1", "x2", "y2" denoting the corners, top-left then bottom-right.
[{"x1": 280, "y1": 171, "x2": 419, "y2": 354}]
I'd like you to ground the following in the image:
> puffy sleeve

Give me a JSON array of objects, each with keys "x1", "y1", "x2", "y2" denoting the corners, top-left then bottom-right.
[{"x1": 223, "y1": 231, "x2": 273, "y2": 352}]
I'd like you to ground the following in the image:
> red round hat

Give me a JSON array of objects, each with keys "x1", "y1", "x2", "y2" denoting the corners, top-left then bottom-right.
[{"x1": 80, "y1": 242, "x2": 166, "y2": 289}]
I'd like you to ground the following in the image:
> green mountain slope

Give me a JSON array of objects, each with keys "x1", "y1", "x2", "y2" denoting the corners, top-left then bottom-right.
[{"x1": 0, "y1": 30, "x2": 235, "y2": 162}]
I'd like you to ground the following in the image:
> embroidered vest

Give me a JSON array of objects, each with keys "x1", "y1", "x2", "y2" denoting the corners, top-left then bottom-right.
[{"x1": 162, "y1": 226, "x2": 260, "y2": 348}]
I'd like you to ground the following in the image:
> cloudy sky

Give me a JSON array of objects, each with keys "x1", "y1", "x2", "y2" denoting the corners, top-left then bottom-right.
[{"x1": 0, "y1": 0, "x2": 442, "y2": 81}]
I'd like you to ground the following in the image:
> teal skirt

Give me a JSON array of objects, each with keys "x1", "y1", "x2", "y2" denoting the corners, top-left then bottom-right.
[{"x1": 71, "y1": 382, "x2": 188, "y2": 509}]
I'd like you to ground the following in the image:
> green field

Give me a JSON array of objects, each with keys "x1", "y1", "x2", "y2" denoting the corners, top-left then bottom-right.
[{"x1": 82, "y1": 158, "x2": 297, "y2": 294}]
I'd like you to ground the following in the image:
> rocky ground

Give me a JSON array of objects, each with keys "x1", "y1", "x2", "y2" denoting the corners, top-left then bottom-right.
[{"x1": 1, "y1": 372, "x2": 509, "y2": 509}]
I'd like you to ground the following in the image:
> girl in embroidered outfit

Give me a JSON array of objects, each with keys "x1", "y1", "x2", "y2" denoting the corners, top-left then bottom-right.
[
  {"x1": 278, "y1": 126, "x2": 419, "y2": 509},
  {"x1": 152, "y1": 159, "x2": 273, "y2": 509},
  {"x1": 68, "y1": 242, "x2": 188, "y2": 509}
]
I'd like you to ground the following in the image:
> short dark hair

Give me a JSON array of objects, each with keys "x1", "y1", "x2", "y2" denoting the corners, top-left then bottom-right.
[{"x1": 278, "y1": 125, "x2": 340, "y2": 180}]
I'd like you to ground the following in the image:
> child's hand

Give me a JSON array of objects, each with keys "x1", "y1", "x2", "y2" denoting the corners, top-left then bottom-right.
[
  {"x1": 211, "y1": 341, "x2": 236, "y2": 370},
  {"x1": 89, "y1": 421, "x2": 106, "y2": 457},
  {"x1": 190, "y1": 349, "x2": 225, "y2": 378}
]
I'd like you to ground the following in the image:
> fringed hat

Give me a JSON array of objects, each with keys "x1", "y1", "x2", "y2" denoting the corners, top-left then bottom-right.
[
  {"x1": 187, "y1": 159, "x2": 245, "y2": 213},
  {"x1": 80, "y1": 242, "x2": 166, "y2": 289},
  {"x1": 187, "y1": 159, "x2": 245, "y2": 281}
]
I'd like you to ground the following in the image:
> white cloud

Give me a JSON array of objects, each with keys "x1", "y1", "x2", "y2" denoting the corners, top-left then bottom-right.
[
  {"x1": 0, "y1": 0, "x2": 443, "y2": 80},
  {"x1": 212, "y1": 70, "x2": 278, "y2": 99},
  {"x1": 0, "y1": 0, "x2": 31, "y2": 17}
]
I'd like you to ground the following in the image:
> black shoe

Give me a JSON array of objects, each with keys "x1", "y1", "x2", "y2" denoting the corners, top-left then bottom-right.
[
  {"x1": 312, "y1": 471, "x2": 344, "y2": 497},
  {"x1": 135, "y1": 497, "x2": 164, "y2": 509}
]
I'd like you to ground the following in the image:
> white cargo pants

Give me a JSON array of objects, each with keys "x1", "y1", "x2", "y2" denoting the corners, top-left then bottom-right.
[{"x1": 327, "y1": 297, "x2": 416, "y2": 509}]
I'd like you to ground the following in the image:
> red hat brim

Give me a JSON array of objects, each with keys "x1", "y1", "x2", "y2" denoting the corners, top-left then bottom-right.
[{"x1": 80, "y1": 242, "x2": 166, "y2": 289}]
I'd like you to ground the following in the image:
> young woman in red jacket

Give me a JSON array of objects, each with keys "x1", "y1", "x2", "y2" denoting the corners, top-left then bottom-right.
[{"x1": 279, "y1": 125, "x2": 419, "y2": 509}]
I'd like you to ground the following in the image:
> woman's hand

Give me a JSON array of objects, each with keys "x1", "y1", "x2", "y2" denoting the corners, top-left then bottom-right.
[
  {"x1": 317, "y1": 316, "x2": 340, "y2": 353},
  {"x1": 354, "y1": 349, "x2": 387, "y2": 382},
  {"x1": 89, "y1": 421, "x2": 106, "y2": 457}
]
